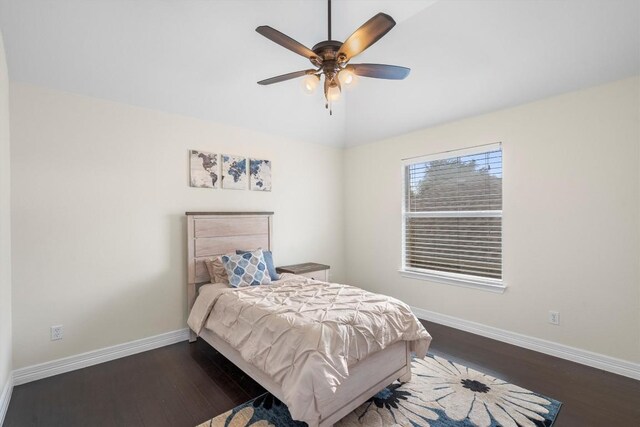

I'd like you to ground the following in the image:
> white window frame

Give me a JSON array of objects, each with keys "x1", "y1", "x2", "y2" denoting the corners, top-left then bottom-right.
[{"x1": 399, "y1": 143, "x2": 506, "y2": 293}]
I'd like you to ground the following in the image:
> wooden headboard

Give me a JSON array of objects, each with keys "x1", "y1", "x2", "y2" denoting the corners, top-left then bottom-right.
[{"x1": 186, "y1": 212, "x2": 273, "y2": 338}]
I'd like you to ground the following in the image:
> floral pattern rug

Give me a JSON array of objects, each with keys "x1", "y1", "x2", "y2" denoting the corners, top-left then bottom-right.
[{"x1": 197, "y1": 354, "x2": 562, "y2": 427}]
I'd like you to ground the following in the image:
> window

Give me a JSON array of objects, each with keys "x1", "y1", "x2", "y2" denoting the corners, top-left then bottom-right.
[{"x1": 400, "y1": 143, "x2": 504, "y2": 292}]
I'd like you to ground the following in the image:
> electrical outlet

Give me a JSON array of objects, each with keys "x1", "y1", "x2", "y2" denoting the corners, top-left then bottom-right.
[
  {"x1": 548, "y1": 311, "x2": 560, "y2": 325},
  {"x1": 51, "y1": 325, "x2": 63, "y2": 341}
]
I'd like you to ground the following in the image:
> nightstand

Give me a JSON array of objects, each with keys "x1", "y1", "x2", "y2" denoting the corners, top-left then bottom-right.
[{"x1": 276, "y1": 262, "x2": 330, "y2": 282}]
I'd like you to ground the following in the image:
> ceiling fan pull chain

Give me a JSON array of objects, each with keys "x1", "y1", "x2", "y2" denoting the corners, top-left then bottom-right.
[{"x1": 324, "y1": 99, "x2": 333, "y2": 115}]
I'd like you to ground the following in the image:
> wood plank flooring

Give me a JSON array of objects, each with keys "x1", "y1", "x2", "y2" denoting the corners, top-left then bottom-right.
[{"x1": 4, "y1": 321, "x2": 639, "y2": 426}]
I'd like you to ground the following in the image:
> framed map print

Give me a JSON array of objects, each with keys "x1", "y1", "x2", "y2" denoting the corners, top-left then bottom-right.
[
  {"x1": 222, "y1": 155, "x2": 248, "y2": 190},
  {"x1": 250, "y1": 159, "x2": 272, "y2": 191},
  {"x1": 189, "y1": 150, "x2": 219, "y2": 188}
]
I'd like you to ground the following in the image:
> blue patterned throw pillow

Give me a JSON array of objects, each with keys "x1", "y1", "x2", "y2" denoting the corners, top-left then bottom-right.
[
  {"x1": 236, "y1": 249, "x2": 279, "y2": 281},
  {"x1": 221, "y1": 250, "x2": 271, "y2": 287}
]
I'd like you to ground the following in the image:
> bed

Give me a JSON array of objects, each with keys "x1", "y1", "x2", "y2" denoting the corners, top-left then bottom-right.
[{"x1": 185, "y1": 212, "x2": 431, "y2": 427}]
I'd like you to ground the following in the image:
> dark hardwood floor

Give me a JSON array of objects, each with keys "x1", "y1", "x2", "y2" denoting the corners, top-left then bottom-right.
[{"x1": 5, "y1": 321, "x2": 639, "y2": 426}]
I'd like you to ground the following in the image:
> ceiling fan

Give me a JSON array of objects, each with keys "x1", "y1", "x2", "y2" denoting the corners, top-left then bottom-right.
[{"x1": 256, "y1": 0, "x2": 410, "y2": 114}]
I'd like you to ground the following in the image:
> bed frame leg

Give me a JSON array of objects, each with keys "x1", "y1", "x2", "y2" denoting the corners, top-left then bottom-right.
[
  {"x1": 189, "y1": 330, "x2": 197, "y2": 343},
  {"x1": 399, "y1": 341, "x2": 412, "y2": 382},
  {"x1": 399, "y1": 368, "x2": 412, "y2": 383}
]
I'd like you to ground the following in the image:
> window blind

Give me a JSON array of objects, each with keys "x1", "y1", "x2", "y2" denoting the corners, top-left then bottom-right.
[{"x1": 403, "y1": 145, "x2": 502, "y2": 281}]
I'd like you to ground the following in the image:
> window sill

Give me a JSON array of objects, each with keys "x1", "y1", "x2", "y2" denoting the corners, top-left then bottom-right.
[{"x1": 398, "y1": 269, "x2": 506, "y2": 294}]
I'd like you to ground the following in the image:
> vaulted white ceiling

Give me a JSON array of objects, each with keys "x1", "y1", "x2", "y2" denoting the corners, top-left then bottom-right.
[{"x1": 0, "y1": 0, "x2": 638, "y2": 146}]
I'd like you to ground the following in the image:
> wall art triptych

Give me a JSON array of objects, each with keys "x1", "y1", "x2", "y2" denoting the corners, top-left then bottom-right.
[{"x1": 189, "y1": 150, "x2": 271, "y2": 191}]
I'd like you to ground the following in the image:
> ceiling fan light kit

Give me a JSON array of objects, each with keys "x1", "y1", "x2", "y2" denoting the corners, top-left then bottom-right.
[{"x1": 256, "y1": 0, "x2": 410, "y2": 114}]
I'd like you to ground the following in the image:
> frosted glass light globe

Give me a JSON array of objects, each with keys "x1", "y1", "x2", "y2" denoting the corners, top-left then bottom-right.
[
  {"x1": 327, "y1": 85, "x2": 341, "y2": 101},
  {"x1": 338, "y1": 69, "x2": 354, "y2": 85},
  {"x1": 301, "y1": 74, "x2": 319, "y2": 94}
]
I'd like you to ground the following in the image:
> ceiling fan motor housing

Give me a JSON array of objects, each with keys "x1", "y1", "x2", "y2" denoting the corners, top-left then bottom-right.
[
  {"x1": 312, "y1": 40, "x2": 342, "y2": 61},
  {"x1": 312, "y1": 40, "x2": 346, "y2": 85}
]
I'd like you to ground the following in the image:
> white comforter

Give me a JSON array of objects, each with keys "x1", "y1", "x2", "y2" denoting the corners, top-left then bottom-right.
[{"x1": 188, "y1": 274, "x2": 431, "y2": 425}]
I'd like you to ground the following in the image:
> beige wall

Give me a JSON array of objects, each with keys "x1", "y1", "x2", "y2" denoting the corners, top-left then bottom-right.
[
  {"x1": 7, "y1": 76, "x2": 640, "y2": 370},
  {"x1": 0, "y1": 28, "x2": 11, "y2": 401},
  {"x1": 0, "y1": 30, "x2": 12, "y2": 398},
  {"x1": 9, "y1": 83, "x2": 345, "y2": 368},
  {"x1": 344, "y1": 77, "x2": 640, "y2": 363}
]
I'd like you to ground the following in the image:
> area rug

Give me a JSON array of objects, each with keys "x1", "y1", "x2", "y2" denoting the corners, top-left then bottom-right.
[{"x1": 197, "y1": 354, "x2": 562, "y2": 427}]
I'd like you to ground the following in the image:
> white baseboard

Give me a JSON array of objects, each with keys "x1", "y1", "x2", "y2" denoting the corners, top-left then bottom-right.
[
  {"x1": 412, "y1": 306, "x2": 640, "y2": 381},
  {"x1": 0, "y1": 373, "x2": 13, "y2": 426},
  {"x1": 13, "y1": 328, "x2": 190, "y2": 386}
]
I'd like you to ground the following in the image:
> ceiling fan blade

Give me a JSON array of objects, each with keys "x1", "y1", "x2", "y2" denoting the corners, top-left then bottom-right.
[
  {"x1": 256, "y1": 26, "x2": 318, "y2": 61},
  {"x1": 338, "y1": 13, "x2": 396, "y2": 61},
  {"x1": 348, "y1": 63, "x2": 410, "y2": 80},
  {"x1": 257, "y1": 69, "x2": 315, "y2": 85}
]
